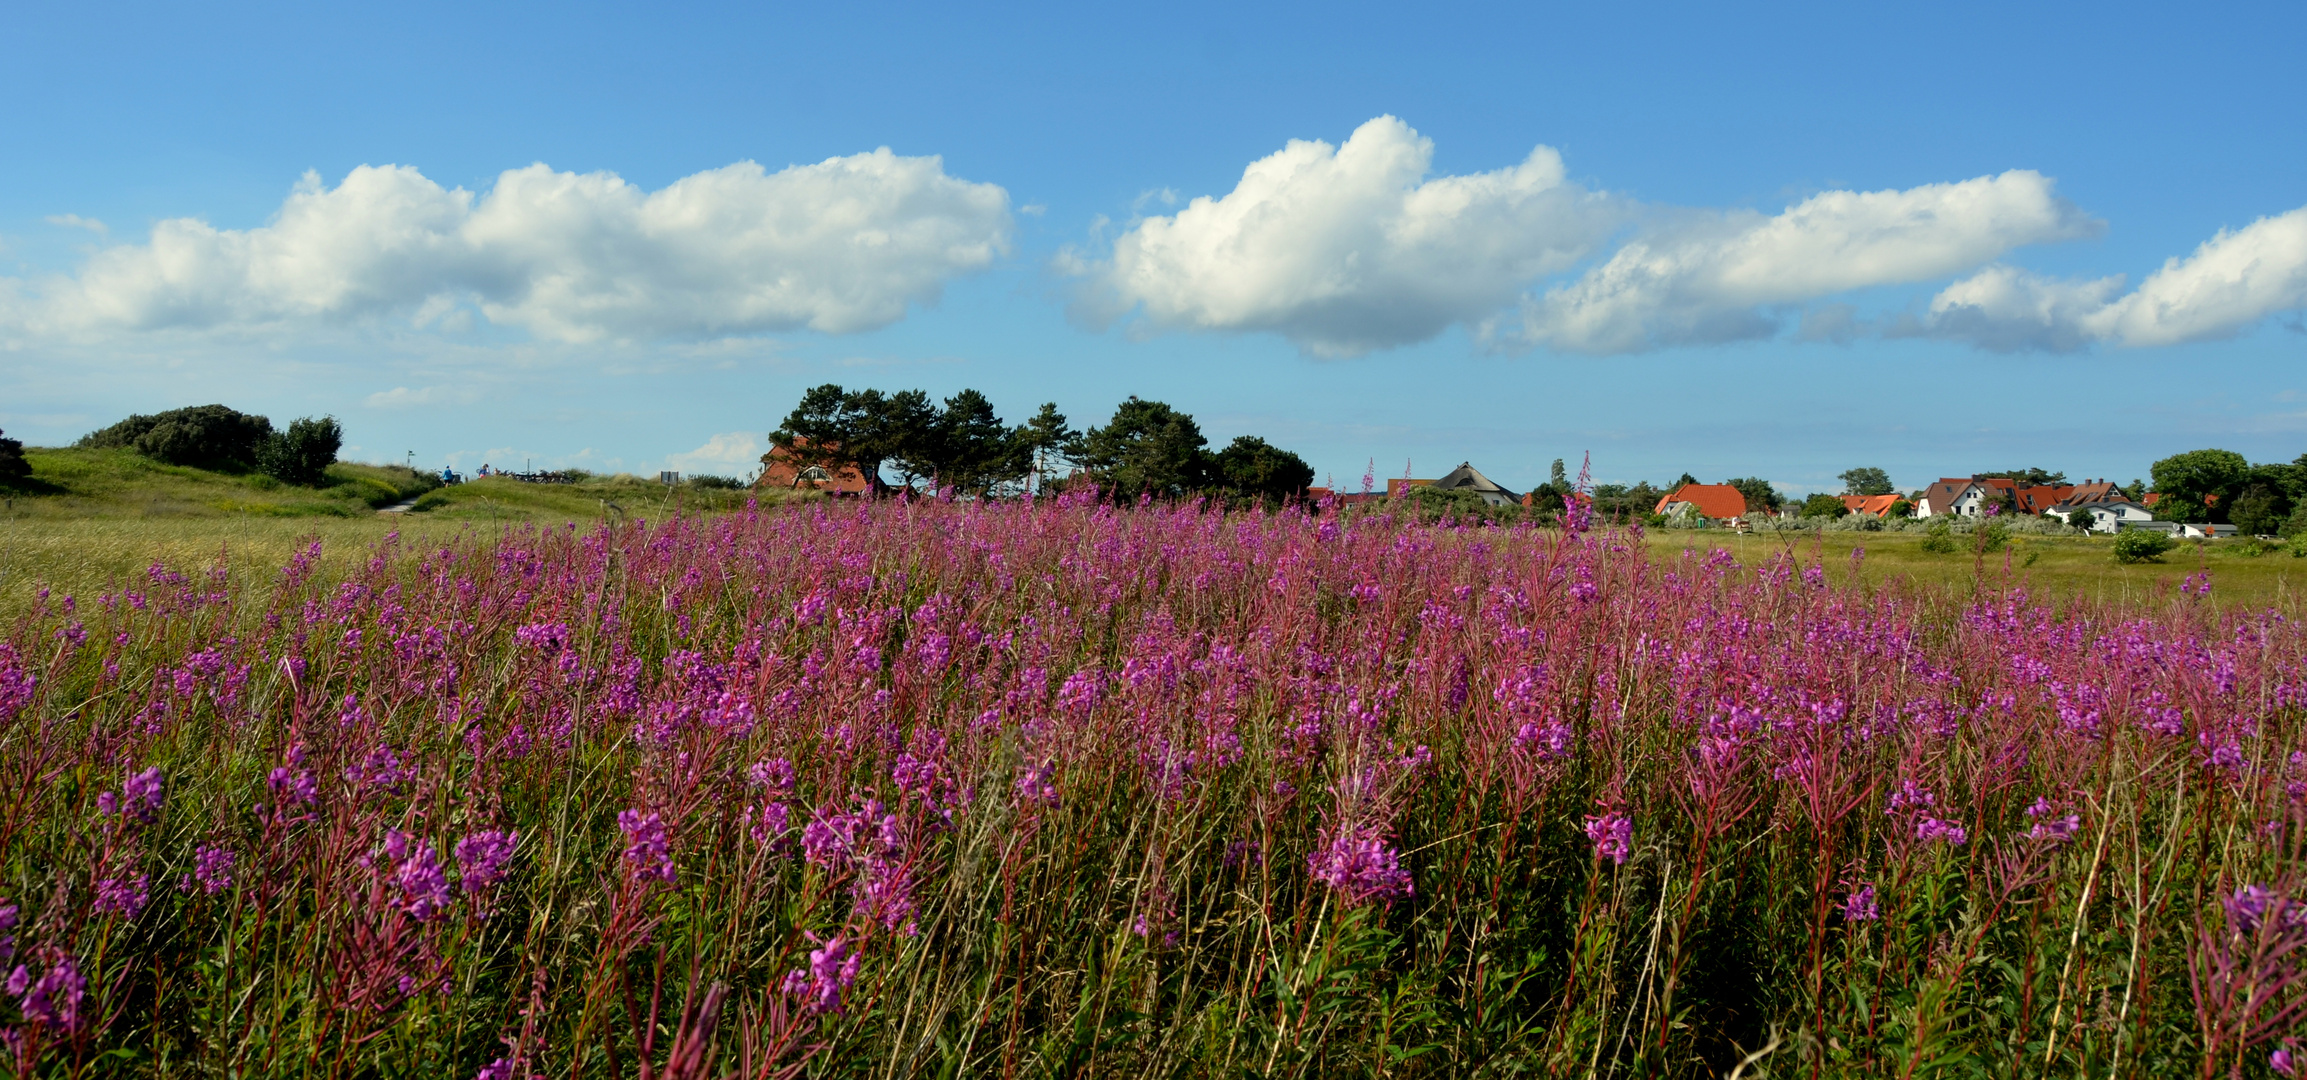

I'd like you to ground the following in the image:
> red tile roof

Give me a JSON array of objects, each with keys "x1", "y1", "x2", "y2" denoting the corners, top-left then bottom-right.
[
  {"x1": 1655, "y1": 484, "x2": 1748, "y2": 520},
  {"x1": 1841, "y1": 494, "x2": 1904, "y2": 516},
  {"x1": 754, "y1": 439, "x2": 872, "y2": 495}
]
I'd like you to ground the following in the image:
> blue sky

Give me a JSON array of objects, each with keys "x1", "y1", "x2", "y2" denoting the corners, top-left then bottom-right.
[{"x1": 3, "y1": 0, "x2": 2303, "y2": 495}]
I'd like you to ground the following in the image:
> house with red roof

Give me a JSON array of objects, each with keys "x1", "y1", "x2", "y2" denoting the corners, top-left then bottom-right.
[
  {"x1": 1839, "y1": 494, "x2": 1905, "y2": 517},
  {"x1": 1654, "y1": 483, "x2": 1748, "y2": 522},
  {"x1": 753, "y1": 438, "x2": 872, "y2": 496}
]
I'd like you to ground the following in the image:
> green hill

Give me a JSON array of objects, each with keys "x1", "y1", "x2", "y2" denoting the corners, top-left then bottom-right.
[{"x1": 1, "y1": 446, "x2": 441, "y2": 518}]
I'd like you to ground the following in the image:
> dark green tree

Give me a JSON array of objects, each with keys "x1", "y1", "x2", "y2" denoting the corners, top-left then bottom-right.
[
  {"x1": 901, "y1": 389, "x2": 1022, "y2": 495},
  {"x1": 2229, "y1": 482, "x2": 2290, "y2": 537},
  {"x1": 1838, "y1": 467, "x2": 1894, "y2": 496},
  {"x1": 1722, "y1": 477, "x2": 1783, "y2": 514},
  {"x1": 0, "y1": 428, "x2": 28, "y2": 484},
  {"x1": 1014, "y1": 403, "x2": 1079, "y2": 494},
  {"x1": 768, "y1": 385, "x2": 938, "y2": 495},
  {"x1": 78, "y1": 404, "x2": 274, "y2": 470},
  {"x1": 1212, "y1": 436, "x2": 1315, "y2": 505},
  {"x1": 1800, "y1": 493, "x2": 1849, "y2": 518},
  {"x1": 1672, "y1": 473, "x2": 1699, "y2": 490},
  {"x1": 1076, "y1": 397, "x2": 1212, "y2": 500},
  {"x1": 2149, "y1": 448, "x2": 2249, "y2": 523},
  {"x1": 1977, "y1": 467, "x2": 2066, "y2": 486},
  {"x1": 258, "y1": 416, "x2": 343, "y2": 486}
]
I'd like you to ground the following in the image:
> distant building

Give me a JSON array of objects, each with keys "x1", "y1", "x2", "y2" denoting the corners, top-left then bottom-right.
[
  {"x1": 1839, "y1": 494, "x2": 1905, "y2": 517},
  {"x1": 754, "y1": 439, "x2": 872, "y2": 496},
  {"x1": 1914, "y1": 476, "x2": 2129, "y2": 518},
  {"x1": 1654, "y1": 483, "x2": 1748, "y2": 522},
  {"x1": 1426, "y1": 462, "x2": 1522, "y2": 506},
  {"x1": 2048, "y1": 498, "x2": 2155, "y2": 533}
]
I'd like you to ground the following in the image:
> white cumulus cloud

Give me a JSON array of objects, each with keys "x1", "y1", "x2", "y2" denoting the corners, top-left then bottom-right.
[
  {"x1": 664, "y1": 431, "x2": 762, "y2": 478},
  {"x1": 1072, "y1": 115, "x2": 1623, "y2": 357},
  {"x1": 1919, "y1": 204, "x2": 2307, "y2": 353},
  {"x1": 1498, "y1": 171, "x2": 2101, "y2": 354},
  {"x1": 13, "y1": 151, "x2": 1011, "y2": 344},
  {"x1": 1921, "y1": 205, "x2": 2307, "y2": 351}
]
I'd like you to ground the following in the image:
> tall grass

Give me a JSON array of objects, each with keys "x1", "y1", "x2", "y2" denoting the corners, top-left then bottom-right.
[{"x1": 0, "y1": 494, "x2": 2298, "y2": 1077}]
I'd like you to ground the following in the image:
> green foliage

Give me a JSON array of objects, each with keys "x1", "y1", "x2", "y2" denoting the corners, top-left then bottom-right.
[
  {"x1": 2150, "y1": 448, "x2": 2249, "y2": 523},
  {"x1": 257, "y1": 415, "x2": 343, "y2": 486},
  {"x1": 1975, "y1": 467, "x2": 2066, "y2": 485},
  {"x1": 2066, "y1": 508, "x2": 2096, "y2": 532},
  {"x1": 908, "y1": 388, "x2": 1030, "y2": 495},
  {"x1": 686, "y1": 474, "x2": 746, "y2": 490},
  {"x1": 1801, "y1": 493, "x2": 1850, "y2": 518},
  {"x1": 1839, "y1": 466, "x2": 1894, "y2": 496},
  {"x1": 1211, "y1": 435, "x2": 1314, "y2": 504},
  {"x1": 1075, "y1": 396, "x2": 1213, "y2": 499},
  {"x1": 2114, "y1": 528, "x2": 2177, "y2": 563},
  {"x1": 1919, "y1": 516, "x2": 1958, "y2": 554},
  {"x1": 0, "y1": 427, "x2": 29, "y2": 484},
  {"x1": 78, "y1": 404, "x2": 276, "y2": 471},
  {"x1": 1885, "y1": 498, "x2": 1913, "y2": 518},
  {"x1": 2229, "y1": 481, "x2": 2290, "y2": 536},
  {"x1": 1722, "y1": 476, "x2": 1782, "y2": 514}
]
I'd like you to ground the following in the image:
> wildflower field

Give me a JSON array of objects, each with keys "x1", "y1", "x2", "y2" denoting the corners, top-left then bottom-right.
[{"x1": 1, "y1": 495, "x2": 2301, "y2": 1078}]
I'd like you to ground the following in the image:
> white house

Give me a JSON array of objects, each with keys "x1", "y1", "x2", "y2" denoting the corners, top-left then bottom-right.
[
  {"x1": 2180, "y1": 523, "x2": 2239, "y2": 539},
  {"x1": 2049, "y1": 499, "x2": 2155, "y2": 534}
]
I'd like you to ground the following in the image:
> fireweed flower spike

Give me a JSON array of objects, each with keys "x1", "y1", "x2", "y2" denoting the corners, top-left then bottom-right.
[
  {"x1": 781, "y1": 934, "x2": 862, "y2": 1015},
  {"x1": 1306, "y1": 828, "x2": 1414, "y2": 907},
  {"x1": 1585, "y1": 812, "x2": 1632, "y2": 866},
  {"x1": 1841, "y1": 884, "x2": 1880, "y2": 922},
  {"x1": 617, "y1": 810, "x2": 676, "y2": 885}
]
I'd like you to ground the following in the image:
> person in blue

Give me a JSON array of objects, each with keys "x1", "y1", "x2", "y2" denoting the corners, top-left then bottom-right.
[
  {"x1": 441, "y1": 465, "x2": 456, "y2": 484},
  {"x1": 479, "y1": 463, "x2": 493, "y2": 477}
]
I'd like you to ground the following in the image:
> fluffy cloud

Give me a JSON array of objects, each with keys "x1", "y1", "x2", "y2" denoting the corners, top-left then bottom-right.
[
  {"x1": 1498, "y1": 172, "x2": 2101, "y2": 354},
  {"x1": 1923, "y1": 205, "x2": 2307, "y2": 350},
  {"x1": 15, "y1": 151, "x2": 1011, "y2": 343},
  {"x1": 1073, "y1": 116, "x2": 1622, "y2": 357},
  {"x1": 664, "y1": 431, "x2": 762, "y2": 478}
]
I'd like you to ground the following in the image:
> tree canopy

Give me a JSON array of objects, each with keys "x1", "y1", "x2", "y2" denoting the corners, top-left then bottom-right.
[
  {"x1": 2148, "y1": 448, "x2": 2251, "y2": 524},
  {"x1": 1838, "y1": 467, "x2": 1893, "y2": 496}
]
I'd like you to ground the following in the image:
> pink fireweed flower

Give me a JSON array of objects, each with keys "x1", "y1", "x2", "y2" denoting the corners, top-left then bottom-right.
[
  {"x1": 192, "y1": 845, "x2": 236, "y2": 895},
  {"x1": 1585, "y1": 812, "x2": 1633, "y2": 866},
  {"x1": 746, "y1": 757, "x2": 797, "y2": 794},
  {"x1": 2275, "y1": 1041, "x2": 2300, "y2": 1077},
  {"x1": 747, "y1": 802, "x2": 792, "y2": 851},
  {"x1": 1914, "y1": 817, "x2": 1968, "y2": 847},
  {"x1": 2025, "y1": 798, "x2": 2081, "y2": 845},
  {"x1": 14, "y1": 954, "x2": 87, "y2": 1032},
  {"x1": 1306, "y1": 828, "x2": 1413, "y2": 907},
  {"x1": 1013, "y1": 762, "x2": 1059, "y2": 808},
  {"x1": 383, "y1": 831, "x2": 453, "y2": 921},
  {"x1": 781, "y1": 934, "x2": 862, "y2": 1015},
  {"x1": 1841, "y1": 883, "x2": 1880, "y2": 921},
  {"x1": 454, "y1": 830, "x2": 519, "y2": 891},
  {"x1": 617, "y1": 810, "x2": 676, "y2": 884},
  {"x1": 94, "y1": 871, "x2": 151, "y2": 918}
]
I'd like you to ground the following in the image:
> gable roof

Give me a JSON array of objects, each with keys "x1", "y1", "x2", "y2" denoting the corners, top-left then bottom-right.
[
  {"x1": 755, "y1": 439, "x2": 872, "y2": 495},
  {"x1": 1428, "y1": 461, "x2": 1521, "y2": 499},
  {"x1": 1841, "y1": 494, "x2": 1904, "y2": 516},
  {"x1": 1919, "y1": 478, "x2": 1977, "y2": 510},
  {"x1": 1654, "y1": 483, "x2": 1747, "y2": 520}
]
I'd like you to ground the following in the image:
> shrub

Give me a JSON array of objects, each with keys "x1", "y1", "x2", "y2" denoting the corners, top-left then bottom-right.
[
  {"x1": 257, "y1": 415, "x2": 343, "y2": 486},
  {"x1": 1799, "y1": 493, "x2": 1848, "y2": 518},
  {"x1": 0, "y1": 427, "x2": 28, "y2": 484},
  {"x1": 1919, "y1": 517, "x2": 1957, "y2": 553},
  {"x1": 688, "y1": 474, "x2": 746, "y2": 490},
  {"x1": 78, "y1": 404, "x2": 274, "y2": 471},
  {"x1": 2113, "y1": 528, "x2": 2177, "y2": 563}
]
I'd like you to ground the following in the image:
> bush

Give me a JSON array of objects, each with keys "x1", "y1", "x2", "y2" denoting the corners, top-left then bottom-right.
[
  {"x1": 2113, "y1": 529, "x2": 2177, "y2": 564},
  {"x1": 688, "y1": 474, "x2": 746, "y2": 490},
  {"x1": 78, "y1": 404, "x2": 274, "y2": 471},
  {"x1": 0, "y1": 428, "x2": 28, "y2": 484},
  {"x1": 257, "y1": 416, "x2": 343, "y2": 486},
  {"x1": 1798, "y1": 493, "x2": 1848, "y2": 518},
  {"x1": 1919, "y1": 517, "x2": 1958, "y2": 553}
]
